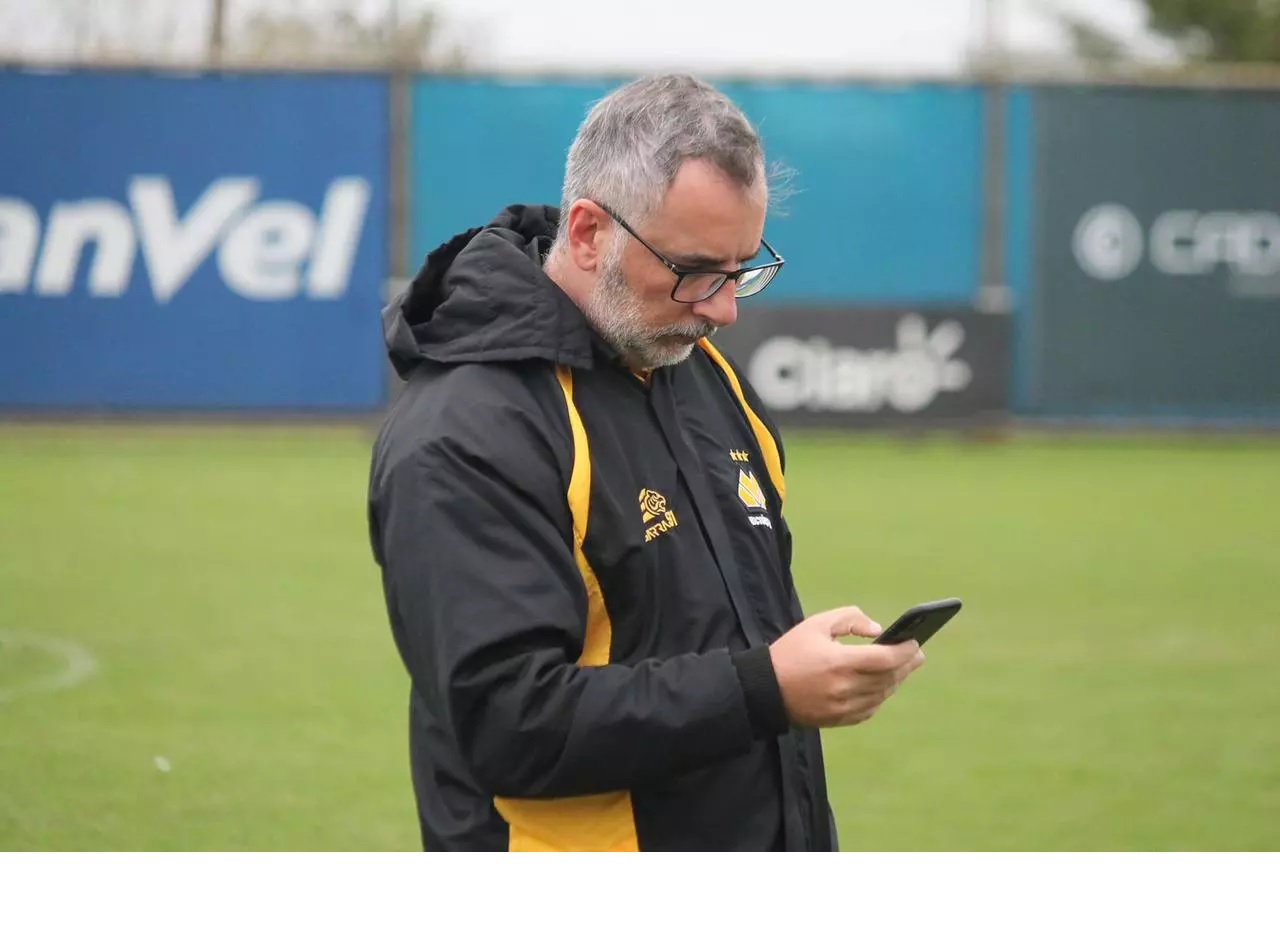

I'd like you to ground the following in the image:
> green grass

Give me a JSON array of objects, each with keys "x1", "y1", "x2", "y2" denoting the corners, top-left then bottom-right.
[{"x1": 1, "y1": 424, "x2": 1278, "y2": 850}]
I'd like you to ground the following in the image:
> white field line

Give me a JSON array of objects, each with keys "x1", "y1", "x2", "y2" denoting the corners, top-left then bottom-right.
[{"x1": 0, "y1": 630, "x2": 98, "y2": 703}]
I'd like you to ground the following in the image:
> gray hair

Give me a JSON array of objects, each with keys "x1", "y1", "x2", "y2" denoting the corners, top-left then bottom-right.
[{"x1": 554, "y1": 74, "x2": 766, "y2": 248}]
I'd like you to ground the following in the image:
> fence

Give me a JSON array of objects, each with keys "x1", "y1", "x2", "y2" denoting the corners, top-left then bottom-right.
[{"x1": 1, "y1": 63, "x2": 1277, "y2": 423}]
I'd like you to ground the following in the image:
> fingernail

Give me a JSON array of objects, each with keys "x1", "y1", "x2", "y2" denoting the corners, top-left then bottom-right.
[{"x1": 870, "y1": 622, "x2": 882, "y2": 634}]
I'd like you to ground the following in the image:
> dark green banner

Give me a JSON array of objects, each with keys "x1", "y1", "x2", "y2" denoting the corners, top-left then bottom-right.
[{"x1": 1030, "y1": 86, "x2": 1280, "y2": 419}]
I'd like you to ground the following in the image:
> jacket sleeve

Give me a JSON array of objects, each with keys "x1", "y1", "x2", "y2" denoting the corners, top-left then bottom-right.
[{"x1": 370, "y1": 368, "x2": 769, "y2": 800}]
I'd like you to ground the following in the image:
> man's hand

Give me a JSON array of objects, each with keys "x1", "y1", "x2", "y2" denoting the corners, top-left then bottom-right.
[{"x1": 768, "y1": 606, "x2": 925, "y2": 728}]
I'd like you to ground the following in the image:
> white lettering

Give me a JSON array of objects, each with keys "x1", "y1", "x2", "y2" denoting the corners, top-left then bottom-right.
[
  {"x1": 218, "y1": 202, "x2": 315, "y2": 300},
  {"x1": 749, "y1": 336, "x2": 808, "y2": 411},
  {"x1": 130, "y1": 176, "x2": 258, "y2": 304},
  {"x1": 1093, "y1": 204, "x2": 1280, "y2": 285},
  {"x1": 307, "y1": 177, "x2": 370, "y2": 298},
  {"x1": 0, "y1": 198, "x2": 40, "y2": 293},
  {"x1": 1232, "y1": 212, "x2": 1280, "y2": 276},
  {"x1": 748, "y1": 316, "x2": 972, "y2": 415},
  {"x1": 1193, "y1": 212, "x2": 1241, "y2": 273},
  {"x1": 0, "y1": 175, "x2": 369, "y2": 302},
  {"x1": 35, "y1": 199, "x2": 136, "y2": 296},
  {"x1": 1150, "y1": 210, "x2": 1200, "y2": 275}
]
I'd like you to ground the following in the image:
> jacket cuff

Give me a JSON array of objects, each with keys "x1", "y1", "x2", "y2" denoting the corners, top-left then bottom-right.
[{"x1": 730, "y1": 646, "x2": 790, "y2": 739}]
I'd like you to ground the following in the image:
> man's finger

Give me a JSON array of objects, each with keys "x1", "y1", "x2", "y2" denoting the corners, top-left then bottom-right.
[
  {"x1": 838, "y1": 639, "x2": 922, "y2": 672},
  {"x1": 844, "y1": 669, "x2": 898, "y2": 697},
  {"x1": 824, "y1": 606, "x2": 882, "y2": 640}
]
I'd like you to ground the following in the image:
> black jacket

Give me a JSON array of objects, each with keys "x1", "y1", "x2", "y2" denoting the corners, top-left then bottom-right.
[{"x1": 367, "y1": 205, "x2": 836, "y2": 851}]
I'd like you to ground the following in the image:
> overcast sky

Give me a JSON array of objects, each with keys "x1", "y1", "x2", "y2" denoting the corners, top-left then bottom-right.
[
  {"x1": 433, "y1": 0, "x2": 1175, "y2": 75},
  {"x1": 0, "y1": 0, "x2": 1177, "y2": 75}
]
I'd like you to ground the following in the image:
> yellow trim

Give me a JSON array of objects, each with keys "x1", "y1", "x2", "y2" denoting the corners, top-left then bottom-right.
[
  {"x1": 558, "y1": 365, "x2": 613, "y2": 666},
  {"x1": 493, "y1": 366, "x2": 640, "y2": 852},
  {"x1": 698, "y1": 339, "x2": 786, "y2": 507}
]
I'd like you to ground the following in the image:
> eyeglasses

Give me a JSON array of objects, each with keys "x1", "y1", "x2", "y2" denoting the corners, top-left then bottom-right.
[{"x1": 598, "y1": 203, "x2": 784, "y2": 304}]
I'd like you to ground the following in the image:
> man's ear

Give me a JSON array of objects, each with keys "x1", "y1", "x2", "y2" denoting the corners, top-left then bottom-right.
[{"x1": 563, "y1": 199, "x2": 610, "y2": 272}]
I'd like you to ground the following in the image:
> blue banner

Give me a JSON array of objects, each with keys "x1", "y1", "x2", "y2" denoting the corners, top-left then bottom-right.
[
  {"x1": 0, "y1": 69, "x2": 388, "y2": 410},
  {"x1": 411, "y1": 76, "x2": 987, "y2": 304}
]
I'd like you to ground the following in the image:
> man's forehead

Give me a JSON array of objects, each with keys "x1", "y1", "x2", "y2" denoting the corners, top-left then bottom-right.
[
  {"x1": 662, "y1": 158, "x2": 766, "y2": 208},
  {"x1": 649, "y1": 178, "x2": 767, "y2": 265}
]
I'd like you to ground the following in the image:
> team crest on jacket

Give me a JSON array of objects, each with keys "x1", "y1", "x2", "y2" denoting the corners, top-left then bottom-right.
[
  {"x1": 737, "y1": 470, "x2": 773, "y2": 529},
  {"x1": 640, "y1": 488, "x2": 679, "y2": 543}
]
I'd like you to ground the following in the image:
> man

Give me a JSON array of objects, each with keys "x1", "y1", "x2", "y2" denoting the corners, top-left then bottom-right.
[{"x1": 367, "y1": 74, "x2": 925, "y2": 851}]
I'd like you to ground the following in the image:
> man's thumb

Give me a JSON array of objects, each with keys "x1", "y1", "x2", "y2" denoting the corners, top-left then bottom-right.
[{"x1": 825, "y1": 606, "x2": 882, "y2": 640}]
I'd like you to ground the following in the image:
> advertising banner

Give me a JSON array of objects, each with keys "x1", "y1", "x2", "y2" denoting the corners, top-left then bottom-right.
[
  {"x1": 0, "y1": 69, "x2": 389, "y2": 410},
  {"x1": 1030, "y1": 86, "x2": 1280, "y2": 418},
  {"x1": 710, "y1": 306, "x2": 1009, "y2": 428}
]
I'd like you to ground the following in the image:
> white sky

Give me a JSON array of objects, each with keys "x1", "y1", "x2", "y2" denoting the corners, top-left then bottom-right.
[
  {"x1": 437, "y1": 0, "x2": 1176, "y2": 75},
  {"x1": 0, "y1": 0, "x2": 1177, "y2": 75}
]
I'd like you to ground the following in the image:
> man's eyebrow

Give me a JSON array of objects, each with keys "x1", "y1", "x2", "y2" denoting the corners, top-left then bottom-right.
[
  {"x1": 671, "y1": 252, "x2": 728, "y2": 267},
  {"x1": 672, "y1": 245, "x2": 763, "y2": 268}
]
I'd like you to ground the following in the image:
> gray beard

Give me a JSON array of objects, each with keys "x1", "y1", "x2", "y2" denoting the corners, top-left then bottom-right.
[{"x1": 581, "y1": 255, "x2": 717, "y2": 370}]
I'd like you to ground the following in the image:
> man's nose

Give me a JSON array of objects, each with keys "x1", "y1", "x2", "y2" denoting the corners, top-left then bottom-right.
[{"x1": 693, "y1": 283, "x2": 738, "y2": 328}]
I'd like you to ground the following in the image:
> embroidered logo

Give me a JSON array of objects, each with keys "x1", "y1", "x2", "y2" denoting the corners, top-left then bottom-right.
[
  {"x1": 640, "y1": 488, "x2": 679, "y2": 543},
  {"x1": 737, "y1": 470, "x2": 773, "y2": 529}
]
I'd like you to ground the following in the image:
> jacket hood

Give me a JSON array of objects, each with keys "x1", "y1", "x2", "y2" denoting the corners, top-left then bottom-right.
[{"x1": 382, "y1": 204, "x2": 596, "y2": 377}]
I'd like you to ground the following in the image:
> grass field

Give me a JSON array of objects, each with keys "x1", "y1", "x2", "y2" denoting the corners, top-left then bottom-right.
[{"x1": 1, "y1": 423, "x2": 1278, "y2": 851}]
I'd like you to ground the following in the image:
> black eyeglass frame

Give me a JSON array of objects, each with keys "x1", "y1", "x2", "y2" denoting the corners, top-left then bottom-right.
[{"x1": 598, "y1": 203, "x2": 785, "y2": 304}]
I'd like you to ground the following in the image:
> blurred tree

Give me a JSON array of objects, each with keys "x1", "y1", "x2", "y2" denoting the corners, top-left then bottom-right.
[
  {"x1": 1139, "y1": 0, "x2": 1280, "y2": 62},
  {"x1": 43, "y1": 0, "x2": 185, "y2": 60},
  {"x1": 1014, "y1": 0, "x2": 1139, "y2": 69},
  {"x1": 1, "y1": 0, "x2": 465, "y2": 68},
  {"x1": 210, "y1": 0, "x2": 228, "y2": 61},
  {"x1": 237, "y1": 1, "x2": 467, "y2": 69},
  {"x1": 1053, "y1": 5, "x2": 1133, "y2": 64},
  {"x1": 966, "y1": 0, "x2": 1138, "y2": 74}
]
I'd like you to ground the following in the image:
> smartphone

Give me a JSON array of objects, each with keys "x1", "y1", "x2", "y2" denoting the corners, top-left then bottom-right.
[{"x1": 873, "y1": 597, "x2": 963, "y2": 647}]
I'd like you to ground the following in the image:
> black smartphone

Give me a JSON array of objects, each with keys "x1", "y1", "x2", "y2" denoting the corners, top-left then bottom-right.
[{"x1": 873, "y1": 597, "x2": 963, "y2": 646}]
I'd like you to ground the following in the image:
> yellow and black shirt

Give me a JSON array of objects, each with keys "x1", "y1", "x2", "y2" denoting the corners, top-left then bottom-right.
[{"x1": 368, "y1": 205, "x2": 835, "y2": 851}]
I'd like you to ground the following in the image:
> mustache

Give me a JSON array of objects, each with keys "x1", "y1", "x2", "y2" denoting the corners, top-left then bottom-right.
[{"x1": 650, "y1": 320, "x2": 719, "y2": 341}]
